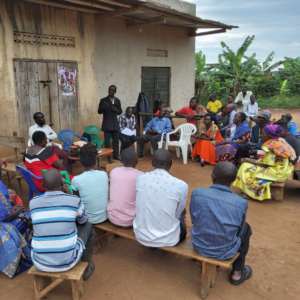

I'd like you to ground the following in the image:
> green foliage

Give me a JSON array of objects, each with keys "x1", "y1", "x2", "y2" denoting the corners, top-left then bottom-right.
[{"x1": 194, "y1": 36, "x2": 300, "y2": 108}]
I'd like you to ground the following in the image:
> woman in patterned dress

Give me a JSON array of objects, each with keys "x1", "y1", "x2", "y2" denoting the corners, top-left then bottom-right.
[
  {"x1": 191, "y1": 113, "x2": 223, "y2": 165},
  {"x1": 215, "y1": 112, "x2": 251, "y2": 165},
  {"x1": 233, "y1": 125, "x2": 294, "y2": 201}
]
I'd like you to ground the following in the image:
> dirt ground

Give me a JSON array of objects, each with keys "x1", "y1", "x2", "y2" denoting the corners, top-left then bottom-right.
[{"x1": 1, "y1": 108, "x2": 300, "y2": 300}]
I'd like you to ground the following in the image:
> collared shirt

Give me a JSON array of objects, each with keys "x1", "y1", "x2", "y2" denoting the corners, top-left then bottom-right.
[
  {"x1": 234, "y1": 91, "x2": 253, "y2": 104},
  {"x1": 176, "y1": 105, "x2": 207, "y2": 126},
  {"x1": 71, "y1": 170, "x2": 109, "y2": 224},
  {"x1": 145, "y1": 117, "x2": 172, "y2": 135},
  {"x1": 30, "y1": 191, "x2": 89, "y2": 272},
  {"x1": 190, "y1": 184, "x2": 248, "y2": 260},
  {"x1": 243, "y1": 101, "x2": 258, "y2": 117},
  {"x1": 29, "y1": 124, "x2": 58, "y2": 147},
  {"x1": 107, "y1": 166, "x2": 144, "y2": 227},
  {"x1": 119, "y1": 114, "x2": 136, "y2": 132},
  {"x1": 133, "y1": 169, "x2": 188, "y2": 247},
  {"x1": 229, "y1": 110, "x2": 236, "y2": 125}
]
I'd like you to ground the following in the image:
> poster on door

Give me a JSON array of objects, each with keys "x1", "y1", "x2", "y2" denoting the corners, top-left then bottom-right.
[{"x1": 59, "y1": 68, "x2": 76, "y2": 96}]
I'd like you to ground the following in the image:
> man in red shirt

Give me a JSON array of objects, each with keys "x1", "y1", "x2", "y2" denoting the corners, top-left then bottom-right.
[{"x1": 175, "y1": 97, "x2": 207, "y2": 126}]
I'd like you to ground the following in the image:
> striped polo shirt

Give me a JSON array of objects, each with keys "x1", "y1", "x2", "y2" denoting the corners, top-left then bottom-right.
[{"x1": 30, "y1": 191, "x2": 89, "y2": 272}]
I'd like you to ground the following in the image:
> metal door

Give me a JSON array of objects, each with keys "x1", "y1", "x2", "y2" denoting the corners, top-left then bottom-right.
[
  {"x1": 14, "y1": 60, "x2": 79, "y2": 140},
  {"x1": 141, "y1": 67, "x2": 170, "y2": 111}
]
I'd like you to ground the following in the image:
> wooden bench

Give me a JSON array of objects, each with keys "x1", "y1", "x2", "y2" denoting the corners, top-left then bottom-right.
[
  {"x1": 28, "y1": 262, "x2": 88, "y2": 300},
  {"x1": 93, "y1": 221, "x2": 239, "y2": 299},
  {"x1": 270, "y1": 182, "x2": 285, "y2": 202}
]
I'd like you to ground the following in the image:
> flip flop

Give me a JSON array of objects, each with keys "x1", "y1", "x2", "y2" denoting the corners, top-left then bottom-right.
[{"x1": 230, "y1": 265, "x2": 252, "y2": 286}]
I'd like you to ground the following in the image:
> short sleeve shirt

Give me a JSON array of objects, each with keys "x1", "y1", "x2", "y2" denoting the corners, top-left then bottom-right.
[
  {"x1": 207, "y1": 100, "x2": 222, "y2": 113},
  {"x1": 177, "y1": 105, "x2": 207, "y2": 126}
]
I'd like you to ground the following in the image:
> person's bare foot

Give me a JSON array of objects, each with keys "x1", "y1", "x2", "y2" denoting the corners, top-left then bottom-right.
[{"x1": 231, "y1": 270, "x2": 242, "y2": 281}]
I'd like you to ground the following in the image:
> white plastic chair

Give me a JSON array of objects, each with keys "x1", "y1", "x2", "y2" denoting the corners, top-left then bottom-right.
[
  {"x1": 143, "y1": 131, "x2": 165, "y2": 154},
  {"x1": 28, "y1": 138, "x2": 62, "y2": 149},
  {"x1": 119, "y1": 140, "x2": 137, "y2": 154},
  {"x1": 163, "y1": 123, "x2": 197, "y2": 164}
]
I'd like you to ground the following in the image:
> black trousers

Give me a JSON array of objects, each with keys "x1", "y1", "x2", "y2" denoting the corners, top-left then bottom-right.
[
  {"x1": 237, "y1": 144, "x2": 257, "y2": 159},
  {"x1": 178, "y1": 213, "x2": 187, "y2": 244},
  {"x1": 119, "y1": 133, "x2": 137, "y2": 150},
  {"x1": 139, "y1": 133, "x2": 162, "y2": 153},
  {"x1": 233, "y1": 222, "x2": 252, "y2": 271},
  {"x1": 104, "y1": 130, "x2": 119, "y2": 158},
  {"x1": 77, "y1": 222, "x2": 94, "y2": 249}
]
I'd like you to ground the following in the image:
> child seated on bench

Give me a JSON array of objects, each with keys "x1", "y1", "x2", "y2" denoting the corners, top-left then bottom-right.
[
  {"x1": 133, "y1": 149, "x2": 188, "y2": 247},
  {"x1": 190, "y1": 162, "x2": 252, "y2": 286}
]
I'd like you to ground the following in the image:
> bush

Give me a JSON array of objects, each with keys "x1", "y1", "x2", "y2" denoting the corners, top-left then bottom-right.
[{"x1": 257, "y1": 95, "x2": 300, "y2": 109}]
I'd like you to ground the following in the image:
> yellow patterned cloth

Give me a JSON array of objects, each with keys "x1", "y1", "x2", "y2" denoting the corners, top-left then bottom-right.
[{"x1": 233, "y1": 140, "x2": 294, "y2": 201}]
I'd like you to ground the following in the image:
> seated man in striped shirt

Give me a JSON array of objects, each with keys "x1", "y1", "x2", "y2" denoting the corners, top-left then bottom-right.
[{"x1": 30, "y1": 169, "x2": 95, "y2": 280}]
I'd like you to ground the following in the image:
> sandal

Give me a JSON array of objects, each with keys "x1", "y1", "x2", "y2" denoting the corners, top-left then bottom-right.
[
  {"x1": 192, "y1": 158, "x2": 200, "y2": 163},
  {"x1": 230, "y1": 265, "x2": 252, "y2": 286}
]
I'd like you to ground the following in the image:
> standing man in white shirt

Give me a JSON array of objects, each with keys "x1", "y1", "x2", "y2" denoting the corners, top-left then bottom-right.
[
  {"x1": 119, "y1": 107, "x2": 137, "y2": 151},
  {"x1": 133, "y1": 149, "x2": 188, "y2": 247},
  {"x1": 29, "y1": 112, "x2": 69, "y2": 170},
  {"x1": 234, "y1": 86, "x2": 253, "y2": 106},
  {"x1": 243, "y1": 95, "x2": 258, "y2": 127}
]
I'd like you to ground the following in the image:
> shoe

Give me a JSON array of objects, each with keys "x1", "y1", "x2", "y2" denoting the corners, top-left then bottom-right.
[
  {"x1": 81, "y1": 247, "x2": 95, "y2": 281},
  {"x1": 107, "y1": 156, "x2": 112, "y2": 163},
  {"x1": 137, "y1": 153, "x2": 143, "y2": 158},
  {"x1": 230, "y1": 265, "x2": 252, "y2": 286},
  {"x1": 113, "y1": 155, "x2": 121, "y2": 161}
]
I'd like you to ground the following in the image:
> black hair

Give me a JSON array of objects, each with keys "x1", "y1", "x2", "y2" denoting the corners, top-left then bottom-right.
[
  {"x1": 32, "y1": 131, "x2": 47, "y2": 145},
  {"x1": 153, "y1": 99, "x2": 165, "y2": 113},
  {"x1": 126, "y1": 106, "x2": 133, "y2": 112},
  {"x1": 228, "y1": 94, "x2": 235, "y2": 99},
  {"x1": 204, "y1": 113, "x2": 214, "y2": 120},
  {"x1": 109, "y1": 85, "x2": 117, "y2": 91},
  {"x1": 210, "y1": 94, "x2": 216, "y2": 99},
  {"x1": 33, "y1": 112, "x2": 43, "y2": 120},
  {"x1": 43, "y1": 169, "x2": 62, "y2": 190},
  {"x1": 242, "y1": 86, "x2": 248, "y2": 89},
  {"x1": 213, "y1": 162, "x2": 237, "y2": 184},
  {"x1": 190, "y1": 97, "x2": 199, "y2": 103},
  {"x1": 237, "y1": 112, "x2": 247, "y2": 122},
  {"x1": 121, "y1": 148, "x2": 137, "y2": 165},
  {"x1": 79, "y1": 143, "x2": 98, "y2": 167},
  {"x1": 220, "y1": 105, "x2": 226, "y2": 111},
  {"x1": 274, "y1": 120, "x2": 288, "y2": 130},
  {"x1": 152, "y1": 149, "x2": 172, "y2": 169}
]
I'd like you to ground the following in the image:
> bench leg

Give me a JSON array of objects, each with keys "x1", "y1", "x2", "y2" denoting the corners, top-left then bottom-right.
[
  {"x1": 71, "y1": 279, "x2": 83, "y2": 300},
  {"x1": 200, "y1": 263, "x2": 217, "y2": 299},
  {"x1": 271, "y1": 186, "x2": 284, "y2": 202},
  {"x1": 33, "y1": 275, "x2": 52, "y2": 300},
  {"x1": 16, "y1": 177, "x2": 22, "y2": 199},
  {"x1": 93, "y1": 228, "x2": 110, "y2": 254}
]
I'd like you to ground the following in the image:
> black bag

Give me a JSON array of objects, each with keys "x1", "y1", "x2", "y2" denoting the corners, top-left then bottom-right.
[{"x1": 82, "y1": 132, "x2": 91, "y2": 142}]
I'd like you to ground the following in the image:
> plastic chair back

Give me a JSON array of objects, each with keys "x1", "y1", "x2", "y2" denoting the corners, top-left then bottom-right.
[
  {"x1": 58, "y1": 130, "x2": 88, "y2": 153},
  {"x1": 85, "y1": 126, "x2": 104, "y2": 149},
  {"x1": 177, "y1": 124, "x2": 197, "y2": 142},
  {"x1": 16, "y1": 165, "x2": 44, "y2": 200},
  {"x1": 41, "y1": 170, "x2": 73, "y2": 194}
]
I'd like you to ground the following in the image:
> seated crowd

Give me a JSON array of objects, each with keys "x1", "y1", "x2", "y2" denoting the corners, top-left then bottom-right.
[{"x1": 1, "y1": 90, "x2": 299, "y2": 292}]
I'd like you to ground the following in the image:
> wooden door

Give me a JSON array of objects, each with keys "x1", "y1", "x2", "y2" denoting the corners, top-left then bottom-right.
[{"x1": 14, "y1": 60, "x2": 79, "y2": 140}]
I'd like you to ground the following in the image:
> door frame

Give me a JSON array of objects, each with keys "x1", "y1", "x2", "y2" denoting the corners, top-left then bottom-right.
[{"x1": 13, "y1": 58, "x2": 80, "y2": 138}]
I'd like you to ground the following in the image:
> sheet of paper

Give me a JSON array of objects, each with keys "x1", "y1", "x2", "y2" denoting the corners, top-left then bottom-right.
[{"x1": 121, "y1": 128, "x2": 136, "y2": 136}]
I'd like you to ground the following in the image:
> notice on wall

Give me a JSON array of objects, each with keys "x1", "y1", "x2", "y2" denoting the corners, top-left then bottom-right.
[{"x1": 59, "y1": 68, "x2": 76, "y2": 96}]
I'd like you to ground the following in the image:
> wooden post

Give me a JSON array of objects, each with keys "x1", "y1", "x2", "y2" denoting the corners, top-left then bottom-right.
[
  {"x1": 197, "y1": 106, "x2": 204, "y2": 134},
  {"x1": 139, "y1": 113, "x2": 143, "y2": 137},
  {"x1": 14, "y1": 148, "x2": 22, "y2": 198},
  {"x1": 200, "y1": 262, "x2": 217, "y2": 299}
]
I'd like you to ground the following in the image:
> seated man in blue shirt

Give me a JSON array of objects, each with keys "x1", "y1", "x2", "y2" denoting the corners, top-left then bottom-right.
[
  {"x1": 138, "y1": 108, "x2": 172, "y2": 158},
  {"x1": 190, "y1": 162, "x2": 252, "y2": 285},
  {"x1": 237, "y1": 112, "x2": 270, "y2": 159}
]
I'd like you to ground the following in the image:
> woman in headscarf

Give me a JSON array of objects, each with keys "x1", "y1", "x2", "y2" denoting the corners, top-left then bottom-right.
[
  {"x1": 191, "y1": 113, "x2": 223, "y2": 165},
  {"x1": 233, "y1": 125, "x2": 294, "y2": 201},
  {"x1": 281, "y1": 114, "x2": 300, "y2": 139},
  {"x1": 215, "y1": 112, "x2": 251, "y2": 165},
  {"x1": 0, "y1": 161, "x2": 32, "y2": 278}
]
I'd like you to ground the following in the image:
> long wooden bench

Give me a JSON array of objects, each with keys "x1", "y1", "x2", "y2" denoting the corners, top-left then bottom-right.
[
  {"x1": 270, "y1": 182, "x2": 285, "y2": 202},
  {"x1": 28, "y1": 262, "x2": 88, "y2": 300},
  {"x1": 93, "y1": 221, "x2": 239, "y2": 299}
]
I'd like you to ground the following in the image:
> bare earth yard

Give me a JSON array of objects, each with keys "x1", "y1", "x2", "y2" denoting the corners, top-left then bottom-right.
[{"x1": 0, "y1": 108, "x2": 300, "y2": 300}]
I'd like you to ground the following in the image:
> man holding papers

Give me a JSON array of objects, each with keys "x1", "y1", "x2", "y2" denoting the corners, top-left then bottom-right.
[{"x1": 119, "y1": 107, "x2": 137, "y2": 151}]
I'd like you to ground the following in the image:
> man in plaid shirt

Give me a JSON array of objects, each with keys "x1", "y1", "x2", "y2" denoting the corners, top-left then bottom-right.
[{"x1": 119, "y1": 107, "x2": 137, "y2": 150}]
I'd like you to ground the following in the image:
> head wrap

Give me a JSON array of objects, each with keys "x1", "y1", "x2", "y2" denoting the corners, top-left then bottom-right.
[
  {"x1": 263, "y1": 110, "x2": 271, "y2": 116},
  {"x1": 258, "y1": 112, "x2": 270, "y2": 122},
  {"x1": 282, "y1": 113, "x2": 292, "y2": 121},
  {"x1": 264, "y1": 125, "x2": 284, "y2": 139}
]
